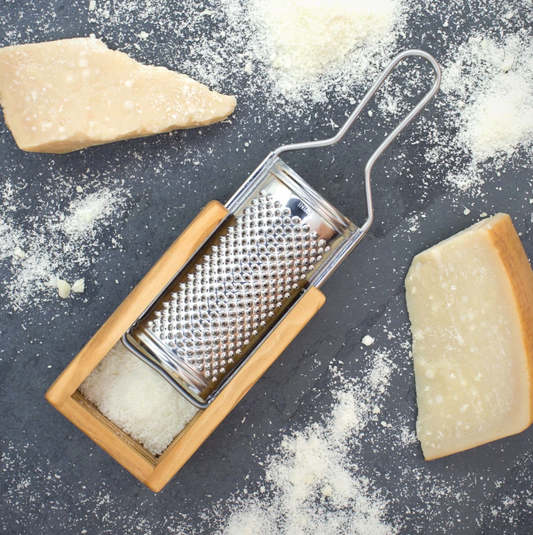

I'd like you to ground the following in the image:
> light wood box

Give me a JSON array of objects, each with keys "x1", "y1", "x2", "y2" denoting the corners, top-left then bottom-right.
[{"x1": 46, "y1": 201, "x2": 326, "y2": 492}]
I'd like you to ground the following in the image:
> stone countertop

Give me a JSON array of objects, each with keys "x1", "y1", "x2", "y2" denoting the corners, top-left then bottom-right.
[{"x1": 1, "y1": 1, "x2": 532, "y2": 534}]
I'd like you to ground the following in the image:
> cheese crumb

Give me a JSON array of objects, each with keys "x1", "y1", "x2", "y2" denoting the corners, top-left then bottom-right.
[
  {"x1": 71, "y1": 279, "x2": 85, "y2": 293},
  {"x1": 57, "y1": 279, "x2": 71, "y2": 298},
  {"x1": 362, "y1": 335, "x2": 375, "y2": 346},
  {"x1": 13, "y1": 246, "x2": 26, "y2": 259},
  {"x1": 321, "y1": 484, "x2": 333, "y2": 496},
  {"x1": 501, "y1": 55, "x2": 514, "y2": 73}
]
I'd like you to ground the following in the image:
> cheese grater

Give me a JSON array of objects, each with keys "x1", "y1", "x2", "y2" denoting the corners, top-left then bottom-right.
[{"x1": 123, "y1": 50, "x2": 441, "y2": 409}]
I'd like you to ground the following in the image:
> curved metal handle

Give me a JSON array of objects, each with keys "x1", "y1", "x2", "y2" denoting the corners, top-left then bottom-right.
[{"x1": 272, "y1": 49, "x2": 441, "y2": 239}]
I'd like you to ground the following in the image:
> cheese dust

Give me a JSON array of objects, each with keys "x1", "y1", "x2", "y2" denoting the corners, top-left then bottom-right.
[
  {"x1": 213, "y1": 350, "x2": 400, "y2": 535},
  {"x1": 0, "y1": 178, "x2": 129, "y2": 311}
]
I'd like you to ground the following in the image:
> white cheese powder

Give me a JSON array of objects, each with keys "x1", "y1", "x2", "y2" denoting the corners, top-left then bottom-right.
[
  {"x1": 445, "y1": 35, "x2": 533, "y2": 164},
  {"x1": 216, "y1": 351, "x2": 398, "y2": 535},
  {"x1": 80, "y1": 342, "x2": 198, "y2": 456},
  {"x1": 0, "y1": 184, "x2": 128, "y2": 310},
  {"x1": 254, "y1": 0, "x2": 397, "y2": 79}
]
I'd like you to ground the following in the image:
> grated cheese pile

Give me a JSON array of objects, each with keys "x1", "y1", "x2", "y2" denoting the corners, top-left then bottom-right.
[
  {"x1": 255, "y1": 0, "x2": 397, "y2": 79},
  {"x1": 419, "y1": 32, "x2": 533, "y2": 195},
  {"x1": 80, "y1": 342, "x2": 198, "y2": 456},
  {"x1": 444, "y1": 34, "x2": 533, "y2": 163},
  {"x1": 217, "y1": 350, "x2": 398, "y2": 535}
]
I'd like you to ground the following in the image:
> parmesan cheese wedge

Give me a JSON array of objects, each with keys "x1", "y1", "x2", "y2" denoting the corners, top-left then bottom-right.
[
  {"x1": 0, "y1": 37, "x2": 237, "y2": 153},
  {"x1": 405, "y1": 213, "x2": 533, "y2": 460}
]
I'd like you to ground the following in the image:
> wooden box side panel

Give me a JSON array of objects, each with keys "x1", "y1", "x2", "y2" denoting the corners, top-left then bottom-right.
[
  {"x1": 146, "y1": 287, "x2": 326, "y2": 492},
  {"x1": 64, "y1": 392, "x2": 157, "y2": 482},
  {"x1": 71, "y1": 391, "x2": 157, "y2": 465}
]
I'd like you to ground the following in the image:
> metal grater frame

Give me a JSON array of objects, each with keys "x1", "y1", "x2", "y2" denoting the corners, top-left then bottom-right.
[{"x1": 123, "y1": 50, "x2": 442, "y2": 409}]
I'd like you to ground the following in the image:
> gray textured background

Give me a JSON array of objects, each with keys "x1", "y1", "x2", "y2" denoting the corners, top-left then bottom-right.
[{"x1": 1, "y1": 1, "x2": 532, "y2": 533}]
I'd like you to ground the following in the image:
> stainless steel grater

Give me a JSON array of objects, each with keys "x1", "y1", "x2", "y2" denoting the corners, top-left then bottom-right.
[{"x1": 123, "y1": 50, "x2": 441, "y2": 409}]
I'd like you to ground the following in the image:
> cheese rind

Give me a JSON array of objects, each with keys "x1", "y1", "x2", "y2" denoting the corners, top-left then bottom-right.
[
  {"x1": 406, "y1": 213, "x2": 533, "y2": 460},
  {"x1": 0, "y1": 37, "x2": 237, "y2": 153}
]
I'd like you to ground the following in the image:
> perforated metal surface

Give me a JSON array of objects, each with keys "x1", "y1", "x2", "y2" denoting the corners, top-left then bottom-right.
[
  {"x1": 127, "y1": 162, "x2": 354, "y2": 404},
  {"x1": 144, "y1": 190, "x2": 328, "y2": 389}
]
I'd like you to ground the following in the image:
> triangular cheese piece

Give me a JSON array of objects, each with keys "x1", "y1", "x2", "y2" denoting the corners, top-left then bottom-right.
[{"x1": 0, "y1": 37, "x2": 237, "y2": 153}]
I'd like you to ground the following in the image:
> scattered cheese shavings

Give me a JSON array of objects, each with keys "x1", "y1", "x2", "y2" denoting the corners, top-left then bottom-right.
[
  {"x1": 442, "y1": 34, "x2": 533, "y2": 169},
  {"x1": 465, "y1": 78, "x2": 533, "y2": 161},
  {"x1": 256, "y1": 0, "x2": 398, "y2": 79},
  {"x1": 217, "y1": 351, "x2": 398, "y2": 535},
  {"x1": 0, "y1": 184, "x2": 128, "y2": 311},
  {"x1": 60, "y1": 190, "x2": 121, "y2": 237}
]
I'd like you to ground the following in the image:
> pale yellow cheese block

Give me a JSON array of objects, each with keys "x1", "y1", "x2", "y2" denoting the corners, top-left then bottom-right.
[
  {"x1": 0, "y1": 37, "x2": 237, "y2": 153},
  {"x1": 405, "y1": 213, "x2": 533, "y2": 460}
]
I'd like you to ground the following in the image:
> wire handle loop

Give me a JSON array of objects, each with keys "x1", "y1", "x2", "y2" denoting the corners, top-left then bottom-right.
[{"x1": 273, "y1": 50, "x2": 441, "y2": 238}]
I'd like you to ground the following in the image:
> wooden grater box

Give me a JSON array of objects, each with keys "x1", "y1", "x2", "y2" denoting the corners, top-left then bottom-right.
[{"x1": 46, "y1": 201, "x2": 325, "y2": 492}]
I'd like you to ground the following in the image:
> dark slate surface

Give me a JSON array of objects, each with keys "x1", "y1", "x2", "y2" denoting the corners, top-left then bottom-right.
[{"x1": 1, "y1": 1, "x2": 532, "y2": 534}]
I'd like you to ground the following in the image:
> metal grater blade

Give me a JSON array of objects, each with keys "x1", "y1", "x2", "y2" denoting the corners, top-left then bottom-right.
[
  {"x1": 150, "y1": 192, "x2": 317, "y2": 386},
  {"x1": 125, "y1": 160, "x2": 355, "y2": 406}
]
